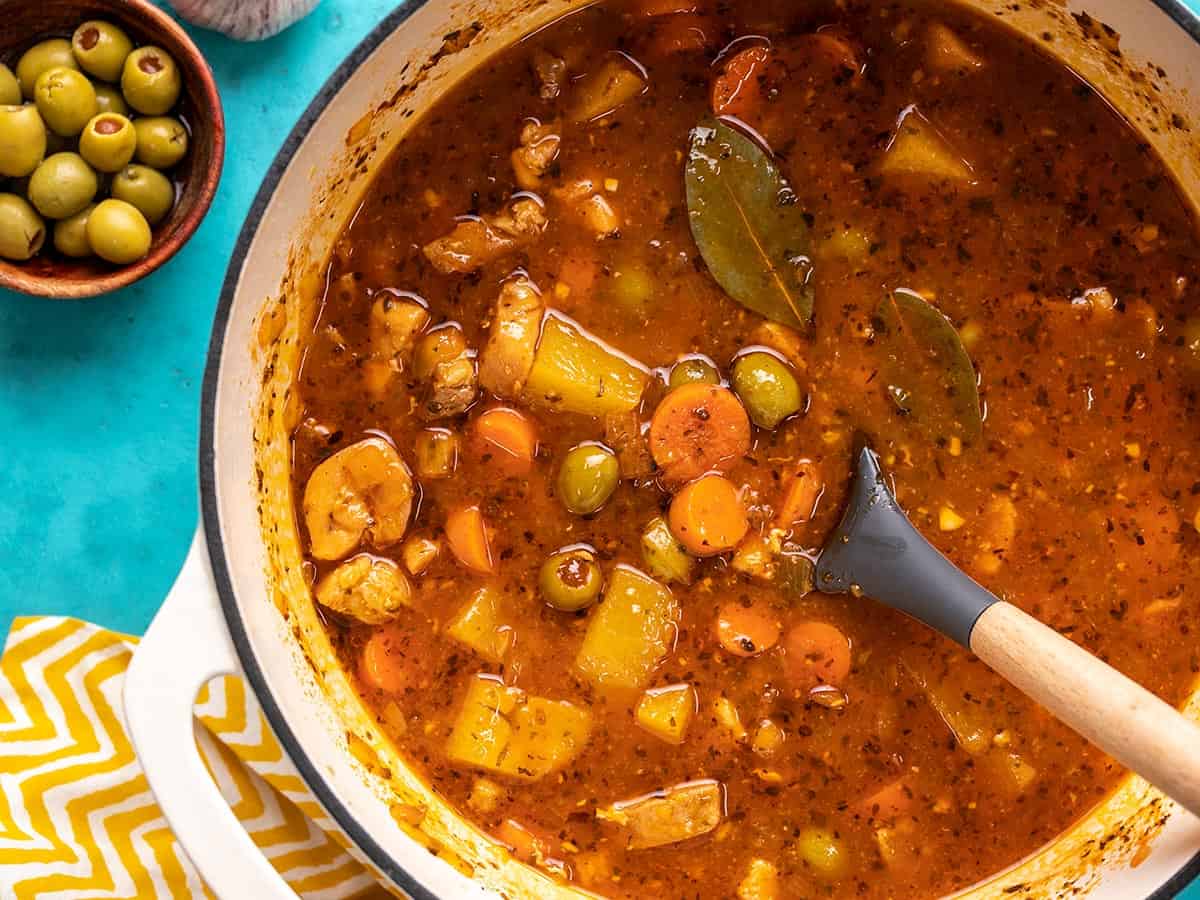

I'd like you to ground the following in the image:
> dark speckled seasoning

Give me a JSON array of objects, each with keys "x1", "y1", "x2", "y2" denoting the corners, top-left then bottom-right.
[{"x1": 290, "y1": 0, "x2": 1200, "y2": 896}]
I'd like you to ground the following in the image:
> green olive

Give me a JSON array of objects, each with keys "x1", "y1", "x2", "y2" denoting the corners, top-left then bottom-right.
[
  {"x1": 731, "y1": 350, "x2": 803, "y2": 429},
  {"x1": 16, "y1": 39, "x2": 79, "y2": 100},
  {"x1": 121, "y1": 46, "x2": 182, "y2": 116},
  {"x1": 413, "y1": 325, "x2": 466, "y2": 379},
  {"x1": 797, "y1": 827, "x2": 847, "y2": 879},
  {"x1": 72, "y1": 21, "x2": 134, "y2": 83},
  {"x1": 0, "y1": 65, "x2": 20, "y2": 106},
  {"x1": 34, "y1": 67, "x2": 97, "y2": 137},
  {"x1": 86, "y1": 198, "x2": 151, "y2": 264},
  {"x1": 27, "y1": 152, "x2": 98, "y2": 219},
  {"x1": 669, "y1": 355, "x2": 721, "y2": 390},
  {"x1": 132, "y1": 116, "x2": 189, "y2": 169},
  {"x1": 93, "y1": 83, "x2": 129, "y2": 116},
  {"x1": 0, "y1": 104, "x2": 47, "y2": 178},
  {"x1": 79, "y1": 113, "x2": 136, "y2": 173},
  {"x1": 111, "y1": 164, "x2": 174, "y2": 224},
  {"x1": 610, "y1": 261, "x2": 653, "y2": 313},
  {"x1": 539, "y1": 547, "x2": 603, "y2": 611},
  {"x1": 0, "y1": 193, "x2": 46, "y2": 260},
  {"x1": 557, "y1": 443, "x2": 620, "y2": 515},
  {"x1": 52, "y1": 203, "x2": 95, "y2": 257}
]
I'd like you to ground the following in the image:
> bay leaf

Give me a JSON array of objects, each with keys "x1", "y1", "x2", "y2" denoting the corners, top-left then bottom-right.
[
  {"x1": 875, "y1": 289, "x2": 982, "y2": 442},
  {"x1": 685, "y1": 117, "x2": 814, "y2": 328}
]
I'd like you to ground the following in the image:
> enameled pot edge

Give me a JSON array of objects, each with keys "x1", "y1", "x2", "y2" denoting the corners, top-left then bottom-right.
[{"x1": 198, "y1": 1, "x2": 1200, "y2": 897}]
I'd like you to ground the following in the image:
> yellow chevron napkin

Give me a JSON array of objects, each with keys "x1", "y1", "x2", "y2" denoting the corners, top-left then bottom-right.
[{"x1": 0, "y1": 617, "x2": 395, "y2": 900}]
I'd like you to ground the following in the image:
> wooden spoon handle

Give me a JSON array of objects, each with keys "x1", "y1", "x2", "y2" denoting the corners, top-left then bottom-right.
[{"x1": 970, "y1": 601, "x2": 1200, "y2": 818}]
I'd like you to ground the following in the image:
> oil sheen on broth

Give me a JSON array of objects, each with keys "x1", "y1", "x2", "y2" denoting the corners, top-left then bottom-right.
[{"x1": 290, "y1": 1, "x2": 1200, "y2": 897}]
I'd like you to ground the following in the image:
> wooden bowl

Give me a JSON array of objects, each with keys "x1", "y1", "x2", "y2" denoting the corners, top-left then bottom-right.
[{"x1": 0, "y1": 0, "x2": 224, "y2": 298}]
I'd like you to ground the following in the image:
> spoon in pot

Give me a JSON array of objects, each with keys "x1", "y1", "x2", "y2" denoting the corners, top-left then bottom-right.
[{"x1": 816, "y1": 445, "x2": 1200, "y2": 819}]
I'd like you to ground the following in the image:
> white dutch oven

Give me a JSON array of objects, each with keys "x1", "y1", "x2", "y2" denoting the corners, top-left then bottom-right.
[{"x1": 123, "y1": 1, "x2": 1200, "y2": 897}]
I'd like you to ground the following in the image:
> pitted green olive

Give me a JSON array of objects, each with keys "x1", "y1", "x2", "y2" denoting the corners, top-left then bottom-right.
[
  {"x1": 86, "y1": 198, "x2": 152, "y2": 264},
  {"x1": 557, "y1": 443, "x2": 620, "y2": 515},
  {"x1": 27, "y1": 152, "x2": 98, "y2": 219},
  {"x1": 133, "y1": 116, "x2": 188, "y2": 169},
  {"x1": 0, "y1": 104, "x2": 47, "y2": 178},
  {"x1": 539, "y1": 548, "x2": 603, "y2": 611},
  {"x1": 72, "y1": 21, "x2": 134, "y2": 83},
  {"x1": 0, "y1": 193, "x2": 46, "y2": 260},
  {"x1": 121, "y1": 46, "x2": 182, "y2": 115},
  {"x1": 731, "y1": 350, "x2": 803, "y2": 429},
  {"x1": 34, "y1": 67, "x2": 97, "y2": 137}
]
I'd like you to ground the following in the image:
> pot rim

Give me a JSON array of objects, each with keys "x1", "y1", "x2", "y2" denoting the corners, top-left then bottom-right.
[{"x1": 199, "y1": 1, "x2": 1200, "y2": 897}]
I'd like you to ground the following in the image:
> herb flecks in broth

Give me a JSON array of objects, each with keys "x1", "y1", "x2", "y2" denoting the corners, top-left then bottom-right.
[{"x1": 290, "y1": 2, "x2": 1200, "y2": 898}]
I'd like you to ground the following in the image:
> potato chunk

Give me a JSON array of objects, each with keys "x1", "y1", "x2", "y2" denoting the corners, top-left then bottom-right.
[
  {"x1": 524, "y1": 314, "x2": 650, "y2": 417},
  {"x1": 303, "y1": 437, "x2": 414, "y2": 560},
  {"x1": 737, "y1": 859, "x2": 780, "y2": 900},
  {"x1": 635, "y1": 683, "x2": 695, "y2": 744},
  {"x1": 880, "y1": 106, "x2": 974, "y2": 183},
  {"x1": 575, "y1": 566, "x2": 679, "y2": 691},
  {"x1": 568, "y1": 57, "x2": 647, "y2": 123},
  {"x1": 479, "y1": 275, "x2": 544, "y2": 398},
  {"x1": 926, "y1": 23, "x2": 984, "y2": 72},
  {"x1": 445, "y1": 675, "x2": 592, "y2": 780},
  {"x1": 597, "y1": 780, "x2": 724, "y2": 849},
  {"x1": 315, "y1": 554, "x2": 411, "y2": 624},
  {"x1": 446, "y1": 586, "x2": 513, "y2": 663}
]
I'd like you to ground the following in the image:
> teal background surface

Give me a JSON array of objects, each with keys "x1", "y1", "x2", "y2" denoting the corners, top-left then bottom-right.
[{"x1": 0, "y1": 1, "x2": 1198, "y2": 896}]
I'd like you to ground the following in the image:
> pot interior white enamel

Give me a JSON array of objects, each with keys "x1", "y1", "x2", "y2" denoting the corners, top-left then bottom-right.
[{"x1": 202, "y1": 0, "x2": 1200, "y2": 896}]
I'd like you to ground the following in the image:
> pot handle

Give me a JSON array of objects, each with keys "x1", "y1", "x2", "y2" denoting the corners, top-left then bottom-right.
[{"x1": 124, "y1": 529, "x2": 299, "y2": 900}]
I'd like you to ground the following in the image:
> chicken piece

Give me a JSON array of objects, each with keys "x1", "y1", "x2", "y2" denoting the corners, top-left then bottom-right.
[
  {"x1": 364, "y1": 292, "x2": 429, "y2": 395},
  {"x1": 553, "y1": 179, "x2": 620, "y2": 237},
  {"x1": 532, "y1": 49, "x2": 566, "y2": 101},
  {"x1": 424, "y1": 352, "x2": 478, "y2": 419},
  {"x1": 422, "y1": 197, "x2": 548, "y2": 274},
  {"x1": 315, "y1": 554, "x2": 412, "y2": 624},
  {"x1": 597, "y1": 780, "x2": 724, "y2": 850},
  {"x1": 490, "y1": 196, "x2": 547, "y2": 238},
  {"x1": 303, "y1": 437, "x2": 415, "y2": 560},
  {"x1": 479, "y1": 275, "x2": 544, "y2": 398},
  {"x1": 511, "y1": 120, "x2": 561, "y2": 190}
]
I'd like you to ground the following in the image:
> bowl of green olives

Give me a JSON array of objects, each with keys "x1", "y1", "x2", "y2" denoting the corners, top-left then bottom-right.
[{"x1": 0, "y1": 0, "x2": 223, "y2": 298}]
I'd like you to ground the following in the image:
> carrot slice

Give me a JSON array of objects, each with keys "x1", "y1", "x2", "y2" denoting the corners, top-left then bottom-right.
[
  {"x1": 669, "y1": 474, "x2": 749, "y2": 556},
  {"x1": 783, "y1": 621, "x2": 852, "y2": 689},
  {"x1": 445, "y1": 506, "x2": 495, "y2": 574},
  {"x1": 472, "y1": 407, "x2": 538, "y2": 475},
  {"x1": 777, "y1": 460, "x2": 824, "y2": 528},
  {"x1": 649, "y1": 383, "x2": 751, "y2": 486},
  {"x1": 711, "y1": 45, "x2": 769, "y2": 118},
  {"x1": 716, "y1": 601, "x2": 781, "y2": 657},
  {"x1": 359, "y1": 628, "x2": 407, "y2": 694}
]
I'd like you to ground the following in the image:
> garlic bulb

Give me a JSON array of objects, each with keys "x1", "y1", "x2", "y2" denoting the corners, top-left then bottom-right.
[{"x1": 168, "y1": 0, "x2": 321, "y2": 41}]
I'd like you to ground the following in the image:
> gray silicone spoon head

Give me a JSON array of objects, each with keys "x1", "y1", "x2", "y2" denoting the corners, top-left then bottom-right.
[{"x1": 815, "y1": 445, "x2": 999, "y2": 647}]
